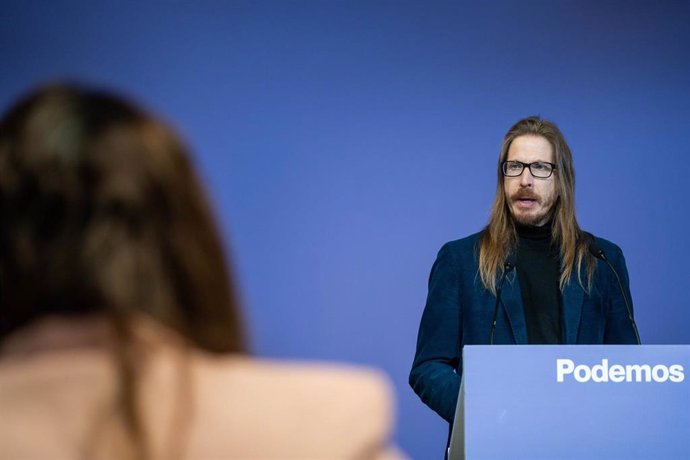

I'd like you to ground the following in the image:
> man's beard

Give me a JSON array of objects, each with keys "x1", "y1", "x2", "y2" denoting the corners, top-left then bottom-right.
[
  {"x1": 511, "y1": 208, "x2": 553, "y2": 226},
  {"x1": 508, "y1": 190, "x2": 556, "y2": 227}
]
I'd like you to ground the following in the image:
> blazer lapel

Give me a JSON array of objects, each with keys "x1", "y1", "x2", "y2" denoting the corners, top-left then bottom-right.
[
  {"x1": 497, "y1": 265, "x2": 585, "y2": 344},
  {"x1": 561, "y1": 274, "x2": 584, "y2": 344},
  {"x1": 500, "y1": 269, "x2": 528, "y2": 344}
]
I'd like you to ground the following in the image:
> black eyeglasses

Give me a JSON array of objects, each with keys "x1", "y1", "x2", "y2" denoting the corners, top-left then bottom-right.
[{"x1": 502, "y1": 161, "x2": 557, "y2": 178}]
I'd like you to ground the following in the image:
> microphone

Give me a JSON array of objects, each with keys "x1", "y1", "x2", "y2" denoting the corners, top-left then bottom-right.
[
  {"x1": 489, "y1": 255, "x2": 516, "y2": 344},
  {"x1": 587, "y1": 238, "x2": 641, "y2": 345}
]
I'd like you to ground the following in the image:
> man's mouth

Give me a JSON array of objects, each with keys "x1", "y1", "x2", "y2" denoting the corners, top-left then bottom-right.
[{"x1": 513, "y1": 195, "x2": 539, "y2": 208}]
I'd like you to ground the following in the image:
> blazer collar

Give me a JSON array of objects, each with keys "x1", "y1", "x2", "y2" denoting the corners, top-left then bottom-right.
[
  {"x1": 500, "y1": 268, "x2": 528, "y2": 344},
  {"x1": 561, "y1": 273, "x2": 584, "y2": 344},
  {"x1": 499, "y1": 267, "x2": 585, "y2": 345}
]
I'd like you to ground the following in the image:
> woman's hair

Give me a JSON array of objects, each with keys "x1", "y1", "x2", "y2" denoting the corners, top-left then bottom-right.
[
  {"x1": 478, "y1": 116, "x2": 596, "y2": 294},
  {"x1": 0, "y1": 83, "x2": 246, "y2": 458}
]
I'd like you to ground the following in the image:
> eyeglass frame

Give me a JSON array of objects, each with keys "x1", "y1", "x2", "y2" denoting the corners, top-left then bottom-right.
[{"x1": 501, "y1": 160, "x2": 557, "y2": 178}]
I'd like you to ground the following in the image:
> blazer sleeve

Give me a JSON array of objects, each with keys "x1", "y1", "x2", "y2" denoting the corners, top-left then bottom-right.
[
  {"x1": 603, "y1": 244, "x2": 640, "y2": 344},
  {"x1": 409, "y1": 242, "x2": 462, "y2": 423}
]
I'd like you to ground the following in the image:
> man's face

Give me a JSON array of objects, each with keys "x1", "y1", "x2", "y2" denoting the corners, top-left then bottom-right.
[{"x1": 504, "y1": 135, "x2": 558, "y2": 227}]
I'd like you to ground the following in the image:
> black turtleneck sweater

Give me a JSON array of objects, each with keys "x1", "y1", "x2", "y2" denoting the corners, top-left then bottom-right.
[{"x1": 515, "y1": 222, "x2": 563, "y2": 344}]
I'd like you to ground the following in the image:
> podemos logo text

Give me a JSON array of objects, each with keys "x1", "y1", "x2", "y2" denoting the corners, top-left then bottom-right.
[{"x1": 556, "y1": 359, "x2": 685, "y2": 383}]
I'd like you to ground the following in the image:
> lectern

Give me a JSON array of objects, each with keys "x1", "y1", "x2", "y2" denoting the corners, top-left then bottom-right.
[{"x1": 448, "y1": 345, "x2": 690, "y2": 460}]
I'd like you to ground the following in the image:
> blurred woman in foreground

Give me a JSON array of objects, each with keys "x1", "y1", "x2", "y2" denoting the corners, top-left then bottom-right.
[{"x1": 0, "y1": 84, "x2": 401, "y2": 459}]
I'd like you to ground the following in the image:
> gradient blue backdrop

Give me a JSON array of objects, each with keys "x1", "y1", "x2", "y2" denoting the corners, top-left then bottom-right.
[{"x1": 2, "y1": 1, "x2": 689, "y2": 457}]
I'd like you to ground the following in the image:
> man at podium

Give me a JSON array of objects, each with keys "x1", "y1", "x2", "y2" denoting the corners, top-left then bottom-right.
[{"x1": 409, "y1": 116, "x2": 640, "y2": 428}]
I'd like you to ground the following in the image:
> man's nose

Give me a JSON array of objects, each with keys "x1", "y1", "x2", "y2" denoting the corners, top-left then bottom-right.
[{"x1": 519, "y1": 167, "x2": 534, "y2": 187}]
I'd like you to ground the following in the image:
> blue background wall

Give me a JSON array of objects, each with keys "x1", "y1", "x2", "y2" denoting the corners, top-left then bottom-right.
[{"x1": 2, "y1": 1, "x2": 689, "y2": 457}]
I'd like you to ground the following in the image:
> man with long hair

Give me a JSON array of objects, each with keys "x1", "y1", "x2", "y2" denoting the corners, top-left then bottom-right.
[{"x1": 409, "y1": 116, "x2": 639, "y2": 426}]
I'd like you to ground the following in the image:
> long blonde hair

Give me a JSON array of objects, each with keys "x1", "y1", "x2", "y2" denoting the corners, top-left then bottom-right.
[{"x1": 478, "y1": 116, "x2": 595, "y2": 295}]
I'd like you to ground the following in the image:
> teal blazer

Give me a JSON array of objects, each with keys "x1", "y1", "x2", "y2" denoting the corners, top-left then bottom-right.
[{"x1": 409, "y1": 231, "x2": 638, "y2": 423}]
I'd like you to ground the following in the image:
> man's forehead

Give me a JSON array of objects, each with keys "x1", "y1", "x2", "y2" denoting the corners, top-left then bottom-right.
[{"x1": 506, "y1": 135, "x2": 554, "y2": 162}]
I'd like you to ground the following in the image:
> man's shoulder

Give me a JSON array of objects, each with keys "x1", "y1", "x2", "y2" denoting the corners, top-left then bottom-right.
[
  {"x1": 438, "y1": 230, "x2": 484, "y2": 255},
  {"x1": 586, "y1": 232, "x2": 625, "y2": 256}
]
